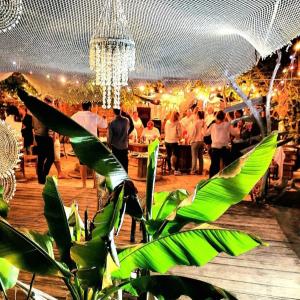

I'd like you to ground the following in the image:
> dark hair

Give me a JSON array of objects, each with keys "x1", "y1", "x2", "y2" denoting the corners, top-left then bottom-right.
[
  {"x1": 113, "y1": 108, "x2": 121, "y2": 115},
  {"x1": 235, "y1": 109, "x2": 244, "y2": 117},
  {"x1": 228, "y1": 111, "x2": 235, "y2": 119},
  {"x1": 197, "y1": 110, "x2": 205, "y2": 120},
  {"x1": 44, "y1": 96, "x2": 53, "y2": 104},
  {"x1": 82, "y1": 102, "x2": 91, "y2": 111},
  {"x1": 216, "y1": 110, "x2": 225, "y2": 121}
]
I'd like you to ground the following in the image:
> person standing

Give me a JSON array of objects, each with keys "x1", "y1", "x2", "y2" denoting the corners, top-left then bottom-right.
[
  {"x1": 132, "y1": 111, "x2": 144, "y2": 138},
  {"x1": 108, "y1": 109, "x2": 130, "y2": 172},
  {"x1": 190, "y1": 111, "x2": 205, "y2": 175},
  {"x1": 205, "y1": 110, "x2": 239, "y2": 178},
  {"x1": 164, "y1": 111, "x2": 182, "y2": 175},
  {"x1": 180, "y1": 108, "x2": 194, "y2": 141},
  {"x1": 19, "y1": 105, "x2": 34, "y2": 154},
  {"x1": 32, "y1": 97, "x2": 55, "y2": 184},
  {"x1": 141, "y1": 120, "x2": 160, "y2": 142},
  {"x1": 72, "y1": 102, "x2": 106, "y2": 187}
]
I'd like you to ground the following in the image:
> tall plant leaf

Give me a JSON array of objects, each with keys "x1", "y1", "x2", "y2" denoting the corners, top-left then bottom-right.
[
  {"x1": 112, "y1": 228, "x2": 263, "y2": 279},
  {"x1": 0, "y1": 258, "x2": 19, "y2": 291},
  {"x1": 18, "y1": 89, "x2": 128, "y2": 190},
  {"x1": 43, "y1": 177, "x2": 73, "y2": 268},
  {"x1": 101, "y1": 275, "x2": 237, "y2": 300},
  {"x1": 0, "y1": 219, "x2": 71, "y2": 277},
  {"x1": 71, "y1": 239, "x2": 107, "y2": 288},
  {"x1": 145, "y1": 139, "x2": 159, "y2": 220},
  {"x1": 177, "y1": 134, "x2": 277, "y2": 222},
  {"x1": 146, "y1": 190, "x2": 189, "y2": 235}
]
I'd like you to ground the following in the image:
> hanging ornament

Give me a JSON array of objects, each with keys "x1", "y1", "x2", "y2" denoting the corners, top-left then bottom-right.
[
  {"x1": 89, "y1": 0, "x2": 135, "y2": 109},
  {"x1": 0, "y1": 121, "x2": 22, "y2": 201},
  {"x1": 0, "y1": 0, "x2": 23, "y2": 33}
]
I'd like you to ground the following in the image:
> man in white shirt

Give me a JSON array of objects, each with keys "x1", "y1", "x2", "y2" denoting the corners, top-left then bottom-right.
[
  {"x1": 180, "y1": 108, "x2": 194, "y2": 139},
  {"x1": 141, "y1": 120, "x2": 160, "y2": 143},
  {"x1": 72, "y1": 102, "x2": 106, "y2": 187},
  {"x1": 205, "y1": 110, "x2": 239, "y2": 178}
]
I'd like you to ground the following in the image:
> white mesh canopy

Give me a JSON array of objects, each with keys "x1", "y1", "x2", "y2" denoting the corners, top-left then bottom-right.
[{"x1": 0, "y1": 0, "x2": 300, "y2": 81}]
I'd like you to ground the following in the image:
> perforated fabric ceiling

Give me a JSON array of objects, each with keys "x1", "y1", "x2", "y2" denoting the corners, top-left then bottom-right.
[{"x1": 0, "y1": 0, "x2": 300, "y2": 81}]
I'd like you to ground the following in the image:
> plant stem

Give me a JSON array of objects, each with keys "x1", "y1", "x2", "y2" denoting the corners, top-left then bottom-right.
[
  {"x1": 63, "y1": 277, "x2": 81, "y2": 300},
  {"x1": 84, "y1": 288, "x2": 88, "y2": 300},
  {"x1": 26, "y1": 273, "x2": 36, "y2": 300}
]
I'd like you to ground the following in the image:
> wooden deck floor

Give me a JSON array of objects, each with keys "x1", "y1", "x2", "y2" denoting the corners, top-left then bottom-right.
[{"x1": 5, "y1": 166, "x2": 300, "y2": 299}]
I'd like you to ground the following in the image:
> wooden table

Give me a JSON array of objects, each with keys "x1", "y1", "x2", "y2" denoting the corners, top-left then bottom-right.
[{"x1": 128, "y1": 143, "x2": 148, "y2": 152}]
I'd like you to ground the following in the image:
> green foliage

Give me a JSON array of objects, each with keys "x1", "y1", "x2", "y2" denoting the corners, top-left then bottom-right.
[
  {"x1": 145, "y1": 139, "x2": 160, "y2": 220},
  {"x1": 0, "y1": 218, "x2": 70, "y2": 277},
  {"x1": 0, "y1": 258, "x2": 19, "y2": 292},
  {"x1": 0, "y1": 93, "x2": 278, "y2": 299},
  {"x1": 113, "y1": 228, "x2": 263, "y2": 279},
  {"x1": 43, "y1": 177, "x2": 74, "y2": 268}
]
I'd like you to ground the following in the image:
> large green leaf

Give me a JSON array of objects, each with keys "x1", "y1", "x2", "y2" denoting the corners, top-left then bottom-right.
[
  {"x1": 146, "y1": 190, "x2": 189, "y2": 236},
  {"x1": 0, "y1": 258, "x2": 19, "y2": 291},
  {"x1": 101, "y1": 275, "x2": 237, "y2": 300},
  {"x1": 43, "y1": 177, "x2": 74, "y2": 268},
  {"x1": 113, "y1": 228, "x2": 263, "y2": 279},
  {"x1": 71, "y1": 239, "x2": 107, "y2": 288},
  {"x1": 176, "y1": 134, "x2": 277, "y2": 226},
  {"x1": 145, "y1": 139, "x2": 160, "y2": 220},
  {"x1": 18, "y1": 89, "x2": 128, "y2": 190},
  {"x1": 0, "y1": 219, "x2": 71, "y2": 277}
]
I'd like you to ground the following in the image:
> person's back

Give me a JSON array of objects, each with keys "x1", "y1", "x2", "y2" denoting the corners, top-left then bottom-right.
[
  {"x1": 72, "y1": 110, "x2": 100, "y2": 136},
  {"x1": 108, "y1": 109, "x2": 130, "y2": 172},
  {"x1": 109, "y1": 115, "x2": 129, "y2": 150}
]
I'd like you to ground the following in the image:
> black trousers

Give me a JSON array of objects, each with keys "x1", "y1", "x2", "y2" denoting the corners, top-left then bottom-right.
[
  {"x1": 165, "y1": 142, "x2": 179, "y2": 171},
  {"x1": 209, "y1": 147, "x2": 231, "y2": 178},
  {"x1": 112, "y1": 146, "x2": 129, "y2": 173},
  {"x1": 35, "y1": 135, "x2": 54, "y2": 184}
]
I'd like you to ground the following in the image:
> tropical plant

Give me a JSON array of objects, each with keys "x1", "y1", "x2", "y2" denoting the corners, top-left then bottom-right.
[{"x1": 0, "y1": 88, "x2": 278, "y2": 300}]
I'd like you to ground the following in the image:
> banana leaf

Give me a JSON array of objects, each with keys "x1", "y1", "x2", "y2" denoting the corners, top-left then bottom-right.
[
  {"x1": 112, "y1": 228, "x2": 263, "y2": 279},
  {"x1": 0, "y1": 258, "x2": 19, "y2": 291},
  {"x1": 71, "y1": 239, "x2": 107, "y2": 288},
  {"x1": 145, "y1": 139, "x2": 160, "y2": 220},
  {"x1": 153, "y1": 134, "x2": 278, "y2": 237},
  {"x1": 43, "y1": 177, "x2": 74, "y2": 268},
  {"x1": 0, "y1": 219, "x2": 71, "y2": 277},
  {"x1": 93, "y1": 184, "x2": 125, "y2": 239},
  {"x1": 17, "y1": 89, "x2": 128, "y2": 191},
  {"x1": 43, "y1": 176, "x2": 74, "y2": 269},
  {"x1": 101, "y1": 275, "x2": 237, "y2": 300},
  {"x1": 177, "y1": 134, "x2": 277, "y2": 223}
]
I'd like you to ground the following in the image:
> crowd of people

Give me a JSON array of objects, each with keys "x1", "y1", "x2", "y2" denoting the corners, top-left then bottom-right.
[{"x1": 1, "y1": 95, "x2": 265, "y2": 187}]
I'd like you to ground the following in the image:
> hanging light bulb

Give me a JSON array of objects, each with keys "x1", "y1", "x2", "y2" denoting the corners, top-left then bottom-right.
[{"x1": 90, "y1": 0, "x2": 135, "y2": 109}]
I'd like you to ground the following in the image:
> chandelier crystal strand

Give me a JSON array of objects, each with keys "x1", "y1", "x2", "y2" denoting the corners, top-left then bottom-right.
[{"x1": 89, "y1": 0, "x2": 135, "y2": 109}]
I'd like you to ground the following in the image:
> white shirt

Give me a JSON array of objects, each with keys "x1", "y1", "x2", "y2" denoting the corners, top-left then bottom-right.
[
  {"x1": 141, "y1": 127, "x2": 160, "y2": 141},
  {"x1": 206, "y1": 121, "x2": 239, "y2": 148},
  {"x1": 133, "y1": 118, "x2": 144, "y2": 130},
  {"x1": 190, "y1": 119, "x2": 205, "y2": 143},
  {"x1": 180, "y1": 115, "x2": 194, "y2": 137},
  {"x1": 164, "y1": 120, "x2": 182, "y2": 143},
  {"x1": 72, "y1": 111, "x2": 106, "y2": 136}
]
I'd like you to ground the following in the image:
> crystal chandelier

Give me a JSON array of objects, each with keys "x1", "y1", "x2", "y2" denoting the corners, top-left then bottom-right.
[{"x1": 89, "y1": 0, "x2": 135, "y2": 109}]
